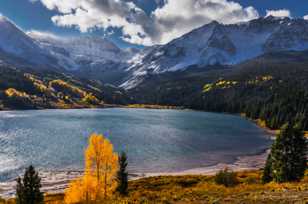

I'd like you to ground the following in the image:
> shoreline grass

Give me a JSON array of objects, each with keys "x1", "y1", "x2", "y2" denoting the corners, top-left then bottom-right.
[{"x1": 3, "y1": 170, "x2": 307, "y2": 204}]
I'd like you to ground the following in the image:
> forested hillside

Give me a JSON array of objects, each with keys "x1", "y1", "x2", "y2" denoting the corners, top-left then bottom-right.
[
  {"x1": 129, "y1": 50, "x2": 308, "y2": 130},
  {"x1": 0, "y1": 64, "x2": 131, "y2": 110}
]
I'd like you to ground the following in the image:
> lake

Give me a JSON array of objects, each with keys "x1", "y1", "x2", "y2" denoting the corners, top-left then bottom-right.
[{"x1": 0, "y1": 108, "x2": 271, "y2": 182}]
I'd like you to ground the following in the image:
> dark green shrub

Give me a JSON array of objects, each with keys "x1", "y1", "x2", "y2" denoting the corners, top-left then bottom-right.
[{"x1": 214, "y1": 168, "x2": 238, "y2": 187}]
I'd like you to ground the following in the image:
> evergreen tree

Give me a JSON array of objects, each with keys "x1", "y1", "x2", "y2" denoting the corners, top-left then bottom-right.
[
  {"x1": 16, "y1": 165, "x2": 44, "y2": 204},
  {"x1": 270, "y1": 123, "x2": 307, "y2": 183},
  {"x1": 262, "y1": 153, "x2": 273, "y2": 184},
  {"x1": 116, "y1": 152, "x2": 128, "y2": 195},
  {"x1": 16, "y1": 177, "x2": 24, "y2": 204}
]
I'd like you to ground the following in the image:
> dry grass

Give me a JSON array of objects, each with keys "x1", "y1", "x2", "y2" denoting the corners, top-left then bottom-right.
[
  {"x1": 126, "y1": 104, "x2": 181, "y2": 110},
  {"x1": 124, "y1": 171, "x2": 308, "y2": 204},
  {"x1": 3, "y1": 170, "x2": 307, "y2": 204}
]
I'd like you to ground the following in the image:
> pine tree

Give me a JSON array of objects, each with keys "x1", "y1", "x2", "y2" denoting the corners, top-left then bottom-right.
[
  {"x1": 16, "y1": 177, "x2": 24, "y2": 204},
  {"x1": 117, "y1": 151, "x2": 128, "y2": 196},
  {"x1": 262, "y1": 153, "x2": 273, "y2": 183},
  {"x1": 270, "y1": 123, "x2": 307, "y2": 183},
  {"x1": 16, "y1": 165, "x2": 44, "y2": 204}
]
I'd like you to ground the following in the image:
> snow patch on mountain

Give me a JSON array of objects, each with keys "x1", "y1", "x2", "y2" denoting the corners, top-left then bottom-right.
[
  {"x1": 120, "y1": 16, "x2": 308, "y2": 89},
  {"x1": 0, "y1": 17, "x2": 57, "y2": 67},
  {"x1": 28, "y1": 31, "x2": 135, "y2": 71}
]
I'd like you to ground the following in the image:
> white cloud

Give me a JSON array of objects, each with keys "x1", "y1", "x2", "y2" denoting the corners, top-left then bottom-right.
[
  {"x1": 35, "y1": 0, "x2": 259, "y2": 46},
  {"x1": 27, "y1": 30, "x2": 63, "y2": 41},
  {"x1": 152, "y1": 0, "x2": 259, "y2": 45},
  {"x1": 304, "y1": 15, "x2": 308, "y2": 20},
  {"x1": 265, "y1": 9, "x2": 291, "y2": 18}
]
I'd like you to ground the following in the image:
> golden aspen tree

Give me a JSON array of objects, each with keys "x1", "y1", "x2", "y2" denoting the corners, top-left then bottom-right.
[
  {"x1": 85, "y1": 133, "x2": 119, "y2": 199},
  {"x1": 64, "y1": 133, "x2": 119, "y2": 204},
  {"x1": 64, "y1": 178, "x2": 95, "y2": 204}
]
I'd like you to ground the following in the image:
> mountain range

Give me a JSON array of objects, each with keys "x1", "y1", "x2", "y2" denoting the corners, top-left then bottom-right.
[
  {"x1": 1, "y1": 14, "x2": 308, "y2": 129},
  {"x1": 1, "y1": 15, "x2": 308, "y2": 90}
]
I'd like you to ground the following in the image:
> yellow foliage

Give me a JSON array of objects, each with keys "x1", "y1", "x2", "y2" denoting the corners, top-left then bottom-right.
[
  {"x1": 49, "y1": 80, "x2": 87, "y2": 98},
  {"x1": 82, "y1": 93, "x2": 100, "y2": 104},
  {"x1": 5, "y1": 88, "x2": 30, "y2": 98},
  {"x1": 204, "y1": 76, "x2": 273, "y2": 93},
  {"x1": 34, "y1": 82, "x2": 49, "y2": 93},
  {"x1": 203, "y1": 84, "x2": 213, "y2": 92},
  {"x1": 64, "y1": 133, "x2": 119, "y2": 204},
  {"x1": 24, "y1": 73, "x2": 49, "y2": 93},
  {"x1": 256, "y1": 119, "x2": 267, "y2": 128},
  {"x1": 85, "y1": 134, "x2": 119, "y2": 199},
  {"x1": 247, "y1": 75, "x2": 273, "y2": 85},
  {"x1": 64, "y1": 177, "x2": 97, "y2": 204},
  {"x1": 203, "y1": 80, "x2": 238, "y2": 92},
  {"x1": 261, "y1": 75, "x2": 273, "y2": 81},
  {"x1": 126, "y1": 104, "x2": 178, "y2": 109}
]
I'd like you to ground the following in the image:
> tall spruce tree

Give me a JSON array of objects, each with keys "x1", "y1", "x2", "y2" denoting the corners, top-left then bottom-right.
[
  {"x1": 116, "y1": 152, "x2": 128, "y2": 195},
  {"x1": 16, "y1": 177, "x2": 25, "y2": 204},
  {"x1": 262, "y1": 153, "x2": 273, "y2": 184},
  {"x1": 16, "y1": 165, "x2": 44, "y2": 204},
  {"x1": 268, "y1": 122, "x2": 307, "y2": 183}
]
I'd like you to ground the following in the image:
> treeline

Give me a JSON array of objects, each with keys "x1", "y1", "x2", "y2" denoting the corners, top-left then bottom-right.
[{"x1": 198, "y1": 78, "x2": 308, "y2": 130}]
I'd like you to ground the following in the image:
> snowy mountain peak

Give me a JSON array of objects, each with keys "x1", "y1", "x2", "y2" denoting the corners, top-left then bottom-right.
[
  {"x1": 0, "y1": 15, "x2": 15, "y2": 25},
  {"x1": 0, "y1": 16, "x2": 36, "y2": 54},
  {"x1": 0, "y1": 15, "x2": 9, "y2": 24},
  {"x1": 121, "y1": 17, "x2": 308, "y2": 89},
  {"x1": 264, "y1": 15, "x2": 291, "y2": 21},
  {"x1": 0, "y1": 16, "x2": 58, "y2": 67}
]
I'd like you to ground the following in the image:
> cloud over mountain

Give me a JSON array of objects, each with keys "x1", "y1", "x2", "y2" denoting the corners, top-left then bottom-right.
[
  {"x1": 35, "y1": 0, "x2": 259, "y2": 46},
  {"x1": 265, "y1": 9, "x2": 291, "y2": 18}
]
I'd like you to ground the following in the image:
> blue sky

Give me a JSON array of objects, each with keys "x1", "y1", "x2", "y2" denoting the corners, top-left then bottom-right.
[{"x1": 0, "y1": 0, "x2": 307, "y2": 48}]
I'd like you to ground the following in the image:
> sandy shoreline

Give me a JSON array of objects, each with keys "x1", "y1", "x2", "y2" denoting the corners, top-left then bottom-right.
[
  {"x1": 132, "y1": 149, "x2": 270, "y2": 179},
  {"x1": 0, "y1": 148, "x2": 270, "y2": 198}
]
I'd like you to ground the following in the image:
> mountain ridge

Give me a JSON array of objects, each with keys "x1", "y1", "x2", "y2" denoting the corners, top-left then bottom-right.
[
  {"x1": 1, "y1": 15, "x2": 308, "y2": 91},
  {"x1": 0, "y1": 16, "x2": 59, "y2": 69},
  {"x1": 120, "y1": 16, "x2": 308, "y2": 89}
]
